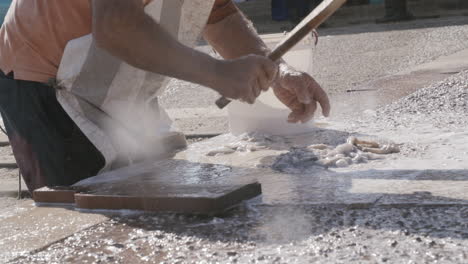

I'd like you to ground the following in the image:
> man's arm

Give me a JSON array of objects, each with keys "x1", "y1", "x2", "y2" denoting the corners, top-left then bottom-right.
[
  {"x1": 203, "y1": 1, "x2": 330, "y2": 123},
  {"x1": 91, "y1": 0, "x2": 277, "y2": 104},
  {"x1": 204, "y1": 0, "x2": 269, "y2": 59}
]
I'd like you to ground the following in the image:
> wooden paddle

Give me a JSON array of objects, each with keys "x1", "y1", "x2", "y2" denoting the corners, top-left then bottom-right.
[{"x1": 215, "y1": 0, "x2": 347, "y2": 109}]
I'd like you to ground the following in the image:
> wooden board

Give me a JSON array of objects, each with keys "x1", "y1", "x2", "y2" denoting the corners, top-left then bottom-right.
[
  {"x1": 74, "y1": 182, "x2": 261, "y2": 214},
  {"x1": 33, "y1": 187, "x2": 76, "y2": 204},
  {"x1": 33, "y1": 182, "x2": 262, "y2": 214}
]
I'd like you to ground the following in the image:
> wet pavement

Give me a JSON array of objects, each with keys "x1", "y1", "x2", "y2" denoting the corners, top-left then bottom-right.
[
  {"x1": 0, "y1": 201, "x2": 108, "y2": 262},
  {"x1": 2, "y1": 119, "x2": 468, "y2": 263},
  {"x1": 9, "y1": 205, "x2": 468, "y2": 263}
]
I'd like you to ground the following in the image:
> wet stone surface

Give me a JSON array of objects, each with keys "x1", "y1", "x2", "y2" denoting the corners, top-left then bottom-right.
[{"x1": 11, "y1": 205, "x2": 468, "y2": 264}]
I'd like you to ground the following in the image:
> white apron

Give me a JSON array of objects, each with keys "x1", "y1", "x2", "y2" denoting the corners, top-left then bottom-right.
[{"x1": 55, "y1": 0, "x2": 216, "y2": 171}]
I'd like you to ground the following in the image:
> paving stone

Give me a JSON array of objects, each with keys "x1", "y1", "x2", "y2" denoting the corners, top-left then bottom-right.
[
  {"x1": 172, "y1": 134, "x2": 468, "y2": 207},
  {"x1": 0, "y1": 201, "x2": 108, "y2": 262},
  {"x1": 0, "y1": 158, "x2": 17, "y2": 168},
  {"x1": 0, "y1": 132, "x2": 9, "y2": 146},
  {"x1": 0, "y1": 175, "x2": 25, "y2": 198},
  {"x1": 49, "y1": 133, "x2": 466, "y2": 210}
]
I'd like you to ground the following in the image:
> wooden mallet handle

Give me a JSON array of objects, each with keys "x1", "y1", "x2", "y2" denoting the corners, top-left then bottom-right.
[{"x1": 215, "y1": 0, "x2": 347, "y2": 109}]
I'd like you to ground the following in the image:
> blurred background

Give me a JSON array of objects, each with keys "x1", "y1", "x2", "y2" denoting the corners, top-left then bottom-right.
[
  {"x1": 2, "y1": 1, "x2": 468, "y2": 31},
  {"x1": 0, "y1": 0, "x2": 9, "y2": 25},
  {"x1": 235, "y1": 0, "x2": 468, "y2": 33}
]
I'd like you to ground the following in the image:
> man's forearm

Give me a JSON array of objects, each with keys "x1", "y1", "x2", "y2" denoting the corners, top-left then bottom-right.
[
  {"x1": 92, "y1": 0, "x2": 220, "y2": 89},
  {"x1": 204, "y1": 6, "x2": 331, "y2": 121},
  {"x1": 203, "y1": 11, "x2": 271, "y2": 60}
]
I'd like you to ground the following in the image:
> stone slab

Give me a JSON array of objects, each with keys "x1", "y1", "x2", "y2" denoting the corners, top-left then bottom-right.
[
  {"x1": 67, "y1": 133, "x2": 468, "y2": 208},
  {"x1": 173, "y1": 134, "x2": 468, "y2": 207},
  {"x1": 0, "y1": 155, "x2": 17, "y2": 168},
  {"x1": 56, "y1": 132, "x2": 468, "y2": 209},
  {"x1": 32, "y1": 130, "x2": 468, "y2": 214},
  {"x1": 351, "y1": 178, "x2": 468, "y2": 207},
  {"x1": 0, "y1": 132, "x2": 9, "y2": 143},
  {"x1": 0, "y1": 161, "x2": 17, "y2": 169},
  {"x1": 0, "y1": 201, "x2": 108, "y2": 262},
  {"x1": 0, "y1": 176, "x2": 26, "y2": 198}
]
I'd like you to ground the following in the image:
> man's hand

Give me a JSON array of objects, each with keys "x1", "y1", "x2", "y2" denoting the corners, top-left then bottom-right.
[
  {"x1": 202, "y1": 11, "x2": 330, "y2": 117},
  {"x1": 213, "y1": 55, "x2": 278, "y2": 104},
  {"x1": 273, "y1": 64, "x2": 331, "y2": 123}
]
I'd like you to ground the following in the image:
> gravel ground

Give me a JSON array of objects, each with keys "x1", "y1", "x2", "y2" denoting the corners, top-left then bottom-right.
[
  {"x1": 12, "y1": 205, "x2": 468, "y2": 263},
  {"x1": 363, "y1": 70, "x2": 468, "y2": 129},
  {"x1": 0, "y1": 196, "x2": 20, "y2": 213},
  {"x1": 0, "y1": 145, "x2": 20, "y2": 183},
  {"x1": 310, "y1": 18, "x2": 468, "y2": 96}
]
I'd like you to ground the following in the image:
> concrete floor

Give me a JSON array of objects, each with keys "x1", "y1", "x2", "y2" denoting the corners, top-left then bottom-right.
[{"x1": 1, "y1": 17, "x2": 468, "y2": 263}]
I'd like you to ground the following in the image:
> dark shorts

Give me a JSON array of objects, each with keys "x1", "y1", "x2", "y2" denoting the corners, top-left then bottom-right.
[{"x1": 0, "y1": 71, "x2": 105, "y2": 192}]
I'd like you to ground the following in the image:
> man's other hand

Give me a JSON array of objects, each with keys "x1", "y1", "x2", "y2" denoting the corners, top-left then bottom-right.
[
  {"x1": 214, "y1": 55, "x2": 278, "y2": 104},
  {"x1": 273, "y1": 64, "x2": 330, "y2": 123}
]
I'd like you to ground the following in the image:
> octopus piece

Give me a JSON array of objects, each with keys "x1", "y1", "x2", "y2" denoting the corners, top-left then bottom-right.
[
  {"x1": 206, "y1": 146, "x2": 236, "y2": 156},
  {"x1": 361, "y1": 144, "x2": 400, "y2": 154},
  {"x1": 347, "y1": 136, "x2": 400, "y2": 155},
  {"x1": 308, "y1": 144, "x2": 329, "y2": 150},
  {"x1": 347, "y1": 136, "x2": 380, "y2": 149},
  {"x1": 317, "y1": 156, "x2": 342, "y2": 167},
  {"x1": 335, "y1": 159, "x2": 349, "y2": 168}
]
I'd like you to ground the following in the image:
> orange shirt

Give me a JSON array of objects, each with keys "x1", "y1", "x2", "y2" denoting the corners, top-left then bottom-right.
[
  {"x1": 0, "y1": 0, "x2": 237, "y2": 83},
  {"x1": 0, "y1": 0, "x2": 91, "y2": 82}
]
